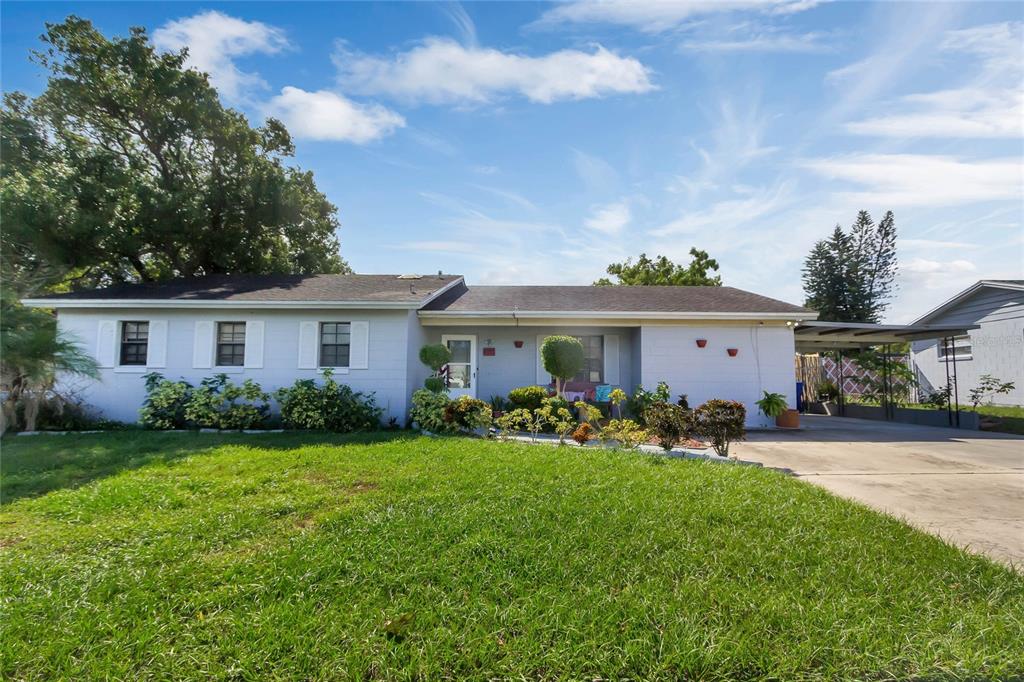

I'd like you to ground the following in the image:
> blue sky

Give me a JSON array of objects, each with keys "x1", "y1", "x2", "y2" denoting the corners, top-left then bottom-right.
[{"x1": 3, "y1": 1, "x2": 1022, "y2": 321}]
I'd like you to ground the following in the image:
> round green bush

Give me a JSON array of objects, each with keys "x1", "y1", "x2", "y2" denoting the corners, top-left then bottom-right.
[
  {"x1": 507, "y1": 385, "x2": 549, "y2": 411},
  {"x1": 540, "y1": 336, "x2": 585, "y2": 391},
  {"x1": 419, "y1": 344, "x2": 451, "y2": 372},
  {"x1": 424, "y1": 376, "x2": 447, "y2": 393}
]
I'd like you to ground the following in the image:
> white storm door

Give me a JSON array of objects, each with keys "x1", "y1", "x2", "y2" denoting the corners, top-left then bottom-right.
[{"x1": 442, "y1": 334, "x2": 476, "y2": 399}]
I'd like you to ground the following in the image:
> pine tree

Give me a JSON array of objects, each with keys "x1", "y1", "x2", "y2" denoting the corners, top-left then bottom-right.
[{"x1": 802, "y1": 212, "x2": 898, "y2": 322}]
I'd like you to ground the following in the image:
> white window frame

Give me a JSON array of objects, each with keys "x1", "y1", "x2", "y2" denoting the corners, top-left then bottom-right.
[
  {"x1": 937, "y1": 335, "x2": 972, "y2": 362},
  {"x1": 118, "y1": 320, "x2": 149, "y2": 368},
  {"x1": 214, "y1": 321, "x2": 247, "y2": 368}
]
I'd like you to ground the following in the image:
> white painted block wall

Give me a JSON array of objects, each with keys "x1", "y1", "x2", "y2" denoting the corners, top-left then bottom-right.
[
  {"x1": 639, "y1": 324, "x2": 797, "y2": 426},
  {"x1": 56, "y1": 308, "x2": 414, "y2": 424}
]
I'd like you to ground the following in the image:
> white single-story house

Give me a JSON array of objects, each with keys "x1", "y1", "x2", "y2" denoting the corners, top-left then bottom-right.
[
  {"x1": 23, "y1": 274, "x2": 817, "y2": 426},
  {"x1": 910, "y1": 280, "x2": 1024, "y2": 406}
]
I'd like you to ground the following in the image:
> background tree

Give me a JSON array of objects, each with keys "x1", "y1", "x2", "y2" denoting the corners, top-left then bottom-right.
[
  {"x1": 802, "y1": 211, "x2": 898, "y2": 322},
  {"x1": 594, "y1": 249, "x2": 721, "y2": 286},
  {"x1": 1, "y1": 16, "x2": 348, "y2": 292}
]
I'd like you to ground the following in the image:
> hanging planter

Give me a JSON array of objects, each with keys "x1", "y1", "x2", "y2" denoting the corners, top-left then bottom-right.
[
  {"x1": 514, "y1": 340, "x2": 524, "y2": 348},
  {"x1": 727, "y1": 348, "x2": 739, "y2": 357},
  {"x1": 696, "y1": 339, "x2": 708, "y2": 348}
]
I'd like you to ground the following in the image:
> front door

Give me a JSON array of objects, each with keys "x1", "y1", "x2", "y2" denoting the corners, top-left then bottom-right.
[{"x1": 442, "y1": 334, "x2": 476, "y2": 398}]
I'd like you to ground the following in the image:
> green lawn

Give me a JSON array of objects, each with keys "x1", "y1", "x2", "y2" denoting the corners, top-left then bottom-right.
[
  {"x1": 2, "y1": 432, "x2": 1022, "y2": 680},
  {"x1": 903, "y1": 403, "x2": 1024, "y2": 435}
]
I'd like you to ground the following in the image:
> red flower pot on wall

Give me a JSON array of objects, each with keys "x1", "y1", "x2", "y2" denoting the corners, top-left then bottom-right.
[
  {"x1": 727, "y1": 348, "x2": 739, "y2": 357},
  {"x1": 696, "y1": 339, "x2": 708, "y2": 348},
  {"x1": 514, "y1": 340, "x2": 524, "y2": 348}
]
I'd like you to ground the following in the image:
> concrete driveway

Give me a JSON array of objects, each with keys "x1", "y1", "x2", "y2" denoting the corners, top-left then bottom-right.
[{"x1": 733, "y1": 415, "x2": 1024, "y2": 567}]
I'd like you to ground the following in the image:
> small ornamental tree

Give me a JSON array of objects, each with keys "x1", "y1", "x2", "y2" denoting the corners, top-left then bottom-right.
[
  {"x1": 540, "y1": 336, "x2": 585, "y2": 397},
  {"x1": 419, "y1": 344, "x2": 451, "y2": 392},
  {"x1": 969, "y1": 375, "x2": 1015, "y2": 408},
  {"x1": 691, "y1": 399, "x2": 747, "y2": 457}
]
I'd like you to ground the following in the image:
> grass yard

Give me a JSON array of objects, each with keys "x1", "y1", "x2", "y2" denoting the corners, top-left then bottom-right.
[
  {"x1": 2, "y1": 432, "x2": 1022, "y2": 680},
  {"x1": 902, "y1": 403, "x2": 1024, "y2": 435}
]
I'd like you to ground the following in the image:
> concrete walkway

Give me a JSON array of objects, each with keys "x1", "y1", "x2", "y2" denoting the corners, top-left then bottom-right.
[{"x1": 733, "y1": 415, "x2": 1024, "y2": 568}]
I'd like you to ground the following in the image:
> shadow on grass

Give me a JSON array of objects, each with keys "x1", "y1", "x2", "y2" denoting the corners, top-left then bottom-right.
[{"x1": 0, "y1": 430, "x2": 418, "y2": 505}]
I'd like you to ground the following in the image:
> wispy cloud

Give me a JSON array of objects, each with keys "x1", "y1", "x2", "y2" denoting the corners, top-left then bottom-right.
[
  {"x1": 652, "y1": 182, "x2": 795, "y2": 236},
  {"x1": 682, "y1": 29, "x2": 831, "y2": 53},
  {"x1": 153, "y1": 11, "x2": 289, "y2": 103},
  {"x1": 803, "y1": 153, "x2": 1022, "y2": 206},
  {"x1": 584, "y1": 201, "x2": 632, "y2": 235},
  {"x1": 333, "y1": 38, "x2": 654, "y2": 105},
  {"x1": 844, "y1": 22, "x2": 1023, "y2": 138},
  {"x1": 263, "y1": 87, "x2": 405, "y2": 143},
  {"x1": 533, "y1": 0, "x2": 821, "y2": 33},
  {"x1": 438, "y1": 2, "x2": 478, "y2": 46}
]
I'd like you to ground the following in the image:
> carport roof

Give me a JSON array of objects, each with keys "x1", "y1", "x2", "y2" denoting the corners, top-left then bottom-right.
[{"x1": 794, "y1": 320, "x2": 979, "y2": 352}]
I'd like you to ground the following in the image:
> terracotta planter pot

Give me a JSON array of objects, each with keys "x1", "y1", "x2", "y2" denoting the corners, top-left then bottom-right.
[
  {"x1": 775, "y1": 409, "x2": 800, "y2": 429},
  {"x1": 726, "y1": 348, "x2": 739, "y2": 357},
  {"x1": 514, "y1": 340, "x2": 524, "y2": 348},
  {"x1": 696, "y1": 339, "x2": 708, "y2": 348}
]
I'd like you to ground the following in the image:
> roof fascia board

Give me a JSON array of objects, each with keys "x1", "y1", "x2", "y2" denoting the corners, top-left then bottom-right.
[
  {"x1": 21, "y1": 299, "x2": 423, "y2": 310},
  {"x1": 909, "y1": 280, "x2": 1023, "y2": 325},
  {"x1": 416, "y1": 276, "x2": 465, "y2": 307},
  {"x1": 418, "y1": 310, "x2": 814, "y2": 321}
]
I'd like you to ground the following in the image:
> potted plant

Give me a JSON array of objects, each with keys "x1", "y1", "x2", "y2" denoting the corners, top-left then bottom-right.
[
  {"x1": 809, "y1": 379, "x2": 839, "y2": 415},
  {"x1": 755, "y1": 391, "x2": 788, "y2": 428}
]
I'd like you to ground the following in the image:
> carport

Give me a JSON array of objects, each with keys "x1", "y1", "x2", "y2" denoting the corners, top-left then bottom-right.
[{"x1": 794, "y1": 320, "x2": 979, "y2": 428}]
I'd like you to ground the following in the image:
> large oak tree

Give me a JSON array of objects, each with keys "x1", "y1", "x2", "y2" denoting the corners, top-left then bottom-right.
[
  {"x1": 1, "y1": 16, "x2": 348, "y2": 292},
  {"x1": 594, "y1": 249, "x2": 721, "y2": 286}
]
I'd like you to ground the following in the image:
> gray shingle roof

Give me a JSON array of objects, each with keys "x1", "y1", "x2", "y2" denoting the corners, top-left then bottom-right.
[
  {"x1": 422, "y1": 284, "x2": 812, "y2": 315},
  {"x1": 32, "y1": 274, "x2": 463, "y2": 304}
]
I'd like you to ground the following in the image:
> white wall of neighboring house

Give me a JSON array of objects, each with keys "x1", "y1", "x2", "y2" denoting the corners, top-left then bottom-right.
[
  {"x1": 56, "y1": 308, "x2": 415, "y2": 424},
  {"x1": 640, "y1": 323, "x2": 797, "y2": 426},
  {"x1": 911, "y1": 286, "x2": 1024, "y2": 406}
]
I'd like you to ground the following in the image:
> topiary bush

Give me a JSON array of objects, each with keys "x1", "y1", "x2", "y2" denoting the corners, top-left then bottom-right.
[
  {"x1": 419, "y1": 343, "x2": 451, "y2": 391},
  {"x1": 443, "y1": 396, "x2": 493, "y2": 432},
  {"x1": 410, "y1": 388, "x2": 451, "y2": 433},
  {"x1": 507, "y1": 385, "x2": 549, "y2": 411},
  {"x1": 540, "y1": 336, "x2": 584, "y2": 396},
  {"x1": 424, "y1": 376, "x2": 446, "y2": 394},
  {"x1": 691, "y1": 399, "x2": 746, "y2": 457},
  {"x1": 644, "y1": 402, "x2": 691, "y2": 451},
  {"x1": 139, "y1": 372, "x2": 192, "y2": 429},
  {"x1": 275, "y1": 369, "x2": 382, "y2": 432}
]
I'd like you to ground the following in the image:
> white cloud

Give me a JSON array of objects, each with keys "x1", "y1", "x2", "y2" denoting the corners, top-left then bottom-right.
[
  {"x1": 652, "y1": 182, "x2": 794, "y2": 236},
  {"x1": 585, "y1": 201, "x2": 631, "y2": 234},
  {"x1": 153, "y1": 11, "x2": 289, "y2": 102},
  {"x1": 333, "y1": 38, "x2": 654, "y2": 105},
  {"x1": 264, "y1": 87, "x2": 405, "y2": 143},
  {"x1": 681, "y1": 30, "x2": 830, "y2": 53},
  {"x1": 803, "y1": 154, "x2": 1022, "y2": 206},
  {"x1": 843, "y1": 22, "x2": 1023, "y2": 139},
  {"x1": 534, "y1": 0, "x2": 821, "y2": 33}
]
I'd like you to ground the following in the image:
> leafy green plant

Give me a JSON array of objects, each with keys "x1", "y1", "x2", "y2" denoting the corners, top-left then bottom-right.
[
  {"x1": 602, "y1": 419, "x2": 649, "y2": 449},
  {"x1": 488, "y1": 395, "x2": 509, "y2": 413},
  {"x1": 755, "y1": 391, "x2": 787, "y2": 419},
  {"x1": 139, "y1": 373, "x2": 193, "y2": 430},
  {"x1": 443, "y1": 396, "x2": 493, "y2": 432},
  {"x1": 183, "y1": 375, "x2": 270, "y2": 430},
  {"x1": 608, "y1": 388, "x2": 627, "y2": 419},
  {"x1": 495, "y1": 408, "x2": 533, "y2": 440},
  {"x1": 419, "y1": 344, "x2": 451, "y2": 392},
  {"x1": 816, "y1": 380, "x2": 839, "y2": 401},
  {"x1": 275, "y1": 370, "x2": 382, "y2": 432},
  {"x1": 644, "y1": 402, "x2": 691, "y2": 451},
  {"x1": 851, "y1": 350, "x2": 916, "y2": 405},
  {"x1": 924, "y1": 383, "x2": 952, "y2": 409},
  {"x1": 691, "y1": 399, "x2": 747, "y2": 457},
  {"x1": 410, "y1": 389, "x2": 451, "y2": 433},
  {"x1": 969, "y1": 375, "x2": 1015, "y2": 409},
  {"x1": 540, "y1": 336, "x2": 585, "y2": 397},
  {"x1": 536, "y1": 397, "x2": 577, "y2": 444},
  {"x1": 627, "y1": 382, "x2": 671, "y2": 424},
  {"x1": 508, "y1": 385, "x2": 549, "y2": 411}
]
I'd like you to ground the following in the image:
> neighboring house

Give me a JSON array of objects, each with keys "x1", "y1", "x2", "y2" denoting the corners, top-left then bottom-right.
[
  {"x1": 910, "y1": 280, "x2": 1024, "y2": 406},
  {"x1": 23, "y1": 274, "x2": 816, "y2": 426}
]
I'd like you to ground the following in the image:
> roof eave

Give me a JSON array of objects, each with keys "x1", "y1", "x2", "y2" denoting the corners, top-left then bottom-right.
[
  {"x1": 418, "y1": 310, "x2": 816, "y2": 320},
  {"x1": 910, "y1": 280, "x2": 1024, "y2": 325},
  {"x1": 21, "y1": 299, "x2": 426, "y2": 310}
]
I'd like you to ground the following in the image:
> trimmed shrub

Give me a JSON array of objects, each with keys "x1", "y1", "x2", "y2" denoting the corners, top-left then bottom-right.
[
  {"x1": 139, "y1": 373, "x2": 192, "y2": 429},
  {"x1": 540, "y1": 336, "x2": 584, "y2": 396},
  {"x1": 644, "y1": 402, "x2": 691, "y2": 451},
  {"x1": 443, "y1": 396, "x2": 493, "y2": 432},
  {"x1": 410, "y1": 389, "x2": 451, "y2": 433},
  {"x1": 424, "y1": 376, "x2": 446, "y2": 394},
  {"x1": 419, "y1": 344, "x2": 451, "y2": 373},
  {"x1": 508, "y1": 385, "x2": 548, "y2": 411},
  {"x1": 691, "y1": 399, "x2": 746, "y2": 457},
  {"x1": 275, "y1": 369, "x2": 382, "y2": 432}
]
